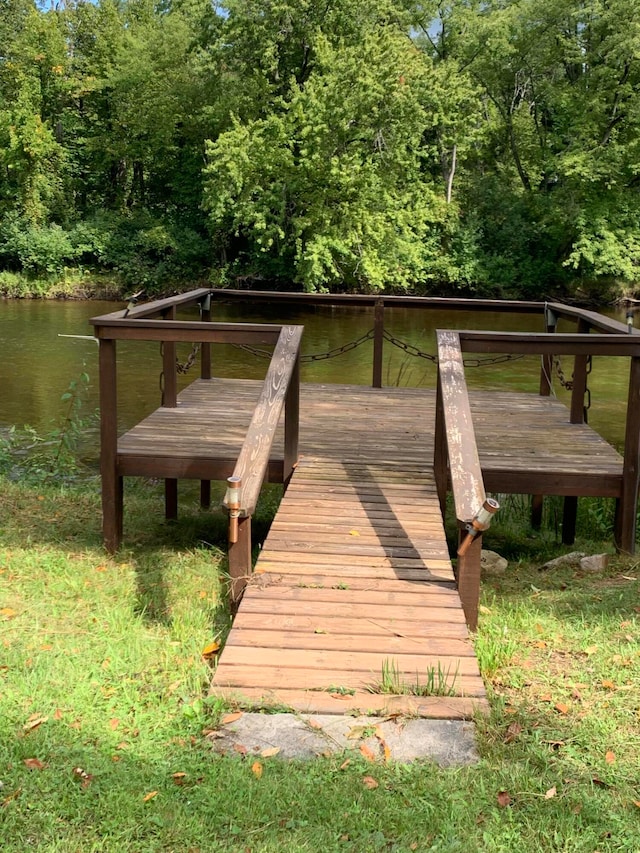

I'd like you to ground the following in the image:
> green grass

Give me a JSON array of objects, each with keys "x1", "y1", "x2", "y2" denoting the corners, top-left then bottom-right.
[
  {"x1": 1, "y1": 475, "x2": 640, "y2": 851},
  {"x1": 370, "y1": 658, "x2": 459, "y2": 697}
]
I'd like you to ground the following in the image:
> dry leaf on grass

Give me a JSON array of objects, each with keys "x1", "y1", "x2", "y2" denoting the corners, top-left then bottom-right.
[
  {"x1": 362, "y1": 776, "x2": 379, "y2": 790},
  {"x1": 340, "y1": 759, "x2": 351, "y2": 770},
  {"x1": 605, "y1": 750, "x2": 616, "y2": 765},
  {"x1": 172, "y1": 772, "x2": 187, "y2": 785},
  {"x1": 504, "y1": 722, "x2": 523, "y2": 743},
  {"x1": 497, "y1": 790, "x2": 512, "y2": 808},
  {"x1": 202, "y1": 641, "x2": 221, "y2": 659},
  {"x1": 251, "y1": 761, "x2": 263, "y2": 779},
  {"x1": 233, "y1": 743, "x2": 248, "y2": 756},
  {"x1": 1, "y1": 788, "x2": 21, "y2": 807},
  {"x1": 260, "y1": 747, "x2": 280, "y2": 758},
  {"x1": 23, "y1": 758, "x2": 45, "y2": 771},
  {"x1": 23, "y1": 716, "x2": 47, "y2": 733},
  {"x1": 544, "y1": 786, "x2": 557, "y2": 799},
  {"x1": 221, "y1": 712, "x2": 243, "y2": 726},
  {"x1": 143, "y1": 791, "x2": 158, "y2": 802},
  {"x1": 359, "y1": 743, "x2": 377, "y2": 762},
  {"x1": 0, "y1": 607, "x2": 17, "y2": 619},
  {"x1": 554, "y1": 702, "x2": 570, "y2": 715},
  {"x1": 601, "y1": 679, "x2": 616, "y2": 690}
]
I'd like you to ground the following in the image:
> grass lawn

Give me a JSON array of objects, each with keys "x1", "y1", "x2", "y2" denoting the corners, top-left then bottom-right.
[{"x1": 1, "y1": 475, "x2": 639, "y2": 852}]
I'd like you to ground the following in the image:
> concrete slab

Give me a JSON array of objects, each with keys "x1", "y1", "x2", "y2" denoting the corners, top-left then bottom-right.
[{"x1": 210, "y1": 713, "x2": 480, "y2": 766}]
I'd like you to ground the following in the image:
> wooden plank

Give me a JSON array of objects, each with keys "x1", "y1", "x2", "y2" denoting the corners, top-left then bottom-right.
[
  {"x1": 436, "y1": 330, "x2": 485, "y2": 524},
  {"x1": 230, "y1": 325, "x2": 303, "y2": 516},
  {"x1": 209, "y1": 686, "x2": 489, "y2": 719},
  {"x1": 237, "y1": 596, "x2": 466, "y2": 624},
  {"x1": 228, "y1": 611, "x2": 470, "y2": 639}
]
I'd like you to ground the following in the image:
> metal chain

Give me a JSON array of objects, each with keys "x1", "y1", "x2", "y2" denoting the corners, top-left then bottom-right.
[
  {"x1": 553, "y1": 356, "x2": 573, "y2": 390},
  {"x1": 232, "y1": 328, "x2": 528, "y2": 368},
  {"x1": 176, "y1": 343, "x2": 201, "y2": 374}
]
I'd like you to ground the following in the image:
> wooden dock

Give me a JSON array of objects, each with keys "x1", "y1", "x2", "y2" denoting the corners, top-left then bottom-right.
[{"x1": 91, "y1": 289, "x2": 640, "y2": 722}]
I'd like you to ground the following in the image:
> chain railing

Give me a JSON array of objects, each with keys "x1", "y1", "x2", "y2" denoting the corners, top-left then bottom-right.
[{"x1": 231, "y1": 328, "x2": 527, "y2": 368}]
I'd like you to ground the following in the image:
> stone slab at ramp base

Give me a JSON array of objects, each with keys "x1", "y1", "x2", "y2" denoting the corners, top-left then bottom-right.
[{"x1": 211, "y1": 713, "x2": 480, "y2": 766}]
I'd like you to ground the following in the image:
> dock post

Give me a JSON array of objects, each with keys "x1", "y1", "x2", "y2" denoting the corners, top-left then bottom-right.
[
  {"x1": 533, "y1": 307, "x2": 558, "y2": 529},
  {"x1": 200, "y1": 293, "x2": 212, "y2": 508},
  {"x1": 99, "y1": 338, "x2": 123, "y2": 552},
  {"x1": 162, "y1": 306, "x2": 178, "y2": 520},
  {"x1": 434, "y1": 372, "x2": 448, "y2": 515},
  {"x1": 372, "y1": 298, "x2": 384, "y2": 388},
  {"x1": 615, "y1": 356, "x2": 640, "y2": 553},
  {"x1": 228, "y1": 516, "x2": 252, "y2": 608},
  {"x1": 456, "y1": 525, "x2": 481, "y2": 631},
  {"x1": 563, "y1": 319, "x2": 591, "y2": 543}
]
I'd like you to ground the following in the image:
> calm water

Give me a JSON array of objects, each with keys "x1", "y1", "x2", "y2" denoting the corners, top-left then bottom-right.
[{"x1": 0, "y1": 297, "x2": 631, "y2": 453}]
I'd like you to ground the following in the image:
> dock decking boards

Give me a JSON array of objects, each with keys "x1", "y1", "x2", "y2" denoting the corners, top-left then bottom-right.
[
  {"x1": 211, "y1": 456, "x2": 487, "y2": 718},
  {"x1": 114, "y1": 378, "x2": 623, "y2": 718}
]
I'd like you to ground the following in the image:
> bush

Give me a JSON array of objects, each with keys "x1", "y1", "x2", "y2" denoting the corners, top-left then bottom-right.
[{"x1": 0, "y1": 217, "x2": 77, "y2": 277}]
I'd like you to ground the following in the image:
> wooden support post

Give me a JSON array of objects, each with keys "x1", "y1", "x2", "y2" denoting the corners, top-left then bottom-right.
[
  {"x1": 161, "y1": 306, "x2": 178, "y2": 519},
  {"x1": 165, "y1": 479, "x2": 178, "y2": 520},
  {"x1": 200, "y1": 480, "x2": 211, "y2": 509},
  {"x1": 533, "y1": 308, "x2": 557, "y2": 526},
  {"x1": 457, "y1": 526, "x2": 481, "y2": 632},
  {"x1": 615, "y1": 356, "x2": 640, "y2": 553},
  {"x1": 563, "y1": 319, "x2": 590, "y2": 542},
  {"x1": 562, "y1": 496, "x2": 578, "y2": 545},
  {"x1": 372, "y1": 298, "x2": 384, "y2": 388},
  {"x1": 199, "y1": 295, "x2": 211, "y2": 502},
  {"x1": 200, "y1": 294, "x2": 211, "y2": 381},
  {"x1": 434, "y1": 371, "x2": 448, "y2": 516},
  {"x1": 284, "y1": 350, "x2": 300, "y2": 487},
  {"x1": 228, "y1": 516, "x2": 252, "y2": 608},
  {"x1": 531, "y1": 494, "x2": 544, "y2": 530},
  {"x1": 99, "y1": 339, "x2": 123, "y2": 553}
]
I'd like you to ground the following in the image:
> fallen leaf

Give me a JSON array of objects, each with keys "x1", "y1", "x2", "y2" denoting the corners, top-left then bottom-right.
[
  {"x1": 202, "y1": 641, "x2": 221, "y2": 658},
  {"x1": 0, "y1": 608, "x2": 17, "y2": 619},
  {"x1": 53, "y1": 708, "x2": 63, "y2": 721},
  {"x1": 504, "y1": 722, "x2": 523, "y2": 743},
  {"x1": 307, "y1": 719, "x2": 323, "y2": 729},
  {"x1": 251, "y1": 761, "x2": 263, "y2": 779},
  {"x1": 314, "y1": 628, "x2": 327, "y2": 634},
  {"x1": 330, "y1": 693, "x2": 351, "y2": 700},
  {"x1": 109, "y1": 718, "x2": 120, "y2": 730},
  {"x1": 233, "y1": 743, "x2": 248, "y2": 756},
  {"x1": 605, "y1": 750, "x2": 616, "y2": 765},
  {"x1": 23, "y1": 716, "x2": 47, "y2": 732},
  {"x1": 362, "y1": 775, "x2": 379, "y2": 790},
  {"x1": 592, "y1": 777, "x2": 610, "y2": 788},
  {"x1": 349, "y1": 530, "x2": 360, "y2": 537},
  {"x1": 260, "y1": 747, "x2": 280, "y2": 758},
  {"x1": 198, "y1": 590, "x2": 208, "y2": 599},
  {"x1": 339, "y1": 759, "x2": 351, "y2": 770},
  {"x1": 359, "y1": 743, "x2": 377, "y2": 762},
  {"x1": 544, "y1": 786, "x2": 557, "y2": 799},
  {"x1": 1, "y1": 788, "x2": 21, "y2": 806},
  {"x1": 584, "y1": 645, "x2": 599, "y2": 656},
  {"x1": 554, "y1": 702, "x2": 570, "y2": 715},
  {"x1": 632, "y1": 800, "x2": 640, "y2": 809},
  {"x1": 221, "y1": 712, "x2": 243, "y2": 726},
  {"x1": 203, "y1": 729, "x2": 223, "y2": 739},
  {"x1": 172, "y1": 772, "x2": 187, "y2": 785},
  {"x1": 533, "y1": 640, "x2": 547, "y2": 649},
  {"x1": 497, "y1": 790, "x2": 511, "y2": 808},
  {"x1": 116, "y1": 741, "x2": 129, "y2": 750},
  {"x1": 143, "y1": 791, "x2": 158, "y2": 802},
  {"x1": 39, "y1": 644, "x2": 53, "y2": 652},
  {"x1": 23, "y1": 758, "x2": 45, "y2": 770},
  {"x1": 601, "y1": 679, "x2": 616, "y2": 690}
]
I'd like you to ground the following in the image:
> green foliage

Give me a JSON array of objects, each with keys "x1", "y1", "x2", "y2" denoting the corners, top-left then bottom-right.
[{"x1": 1, "y1": 0, "x2": 640, "y2": 296}]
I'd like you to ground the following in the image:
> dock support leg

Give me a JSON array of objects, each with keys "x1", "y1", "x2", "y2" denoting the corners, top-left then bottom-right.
[
  {"x1": 165, "y1": 479, "x2": 178, "y2": 520},
  {"x1": 456, "y1": 527, "x2": 481, "y2": 632},
  {"x1": 562, "y1": 497, "x2": 578, "y2": 545},
  {"x1": 228, "y1": 516, "x2": 252, "y2": 609},
  {"x1": 200, "y1": 480, "x2": 211, "y2": 509},
  {"x1": 103, "y1": 475, "x2": 123, "y2": 554},
  {"x1": 531, "y1": 495, "x2": 543, "y2": 530}
]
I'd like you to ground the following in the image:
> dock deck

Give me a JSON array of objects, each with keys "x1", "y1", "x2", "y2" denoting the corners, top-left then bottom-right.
[{"x1": 116, "y1": 378, "x2": 622, "y2": 718}]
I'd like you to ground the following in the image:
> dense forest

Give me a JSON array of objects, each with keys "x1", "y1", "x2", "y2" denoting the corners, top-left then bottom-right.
[{"x1": 1, "y1": 0, "x2": 639, "y2": 299}]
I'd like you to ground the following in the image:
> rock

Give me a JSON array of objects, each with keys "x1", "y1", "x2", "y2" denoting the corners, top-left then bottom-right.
[
  {"x1": 579, "y1": 554, "x2": 609, "y2": 572},
  {"x1": 481, "y1": 550, "x2": 508, "y2": 576},
  {"x1": 540, "y1": 551, "x2": 585, "y2": 571}
]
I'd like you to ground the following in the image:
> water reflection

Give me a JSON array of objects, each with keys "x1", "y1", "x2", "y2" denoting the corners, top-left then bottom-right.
[{"x1": 0, "y1": 297, "x2": 630, "y2": 452}]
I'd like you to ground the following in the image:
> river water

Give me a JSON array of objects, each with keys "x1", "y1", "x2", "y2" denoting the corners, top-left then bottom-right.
[{"x1": 0, "y1": 297, "x2": 631, "y2": 454}]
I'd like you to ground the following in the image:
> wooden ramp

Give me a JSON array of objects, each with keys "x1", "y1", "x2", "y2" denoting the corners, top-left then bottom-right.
[{"x1": 211, "y1": 455, "x2": 488, "y2": 719}]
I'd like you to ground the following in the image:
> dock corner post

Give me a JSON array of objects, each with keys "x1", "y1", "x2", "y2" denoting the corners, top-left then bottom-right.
[
  {"x1": 228, "y1": 516, "x2": 252, "y2": 608},
  {"x1": 161, "y1": 306, "x2": 178, "y2": 520},
  {"x1": 284, "y1": 348, "x2": 301, "y2": 487},
  {"x1": 99, "y1": 337, "x2": 122, "y2": 553},
  {"x1": 372, "y1": 298, "x2": 384, "y2": 388},
  {"x1": 456, "y1": 525, "x2": 481, "y2": 632},
  {"x1": 614, "y1": 355, "x2": 640, "y2": 554},
  {"x1": 200, "y1": 292, "x2": 212, "y2": 381}
]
